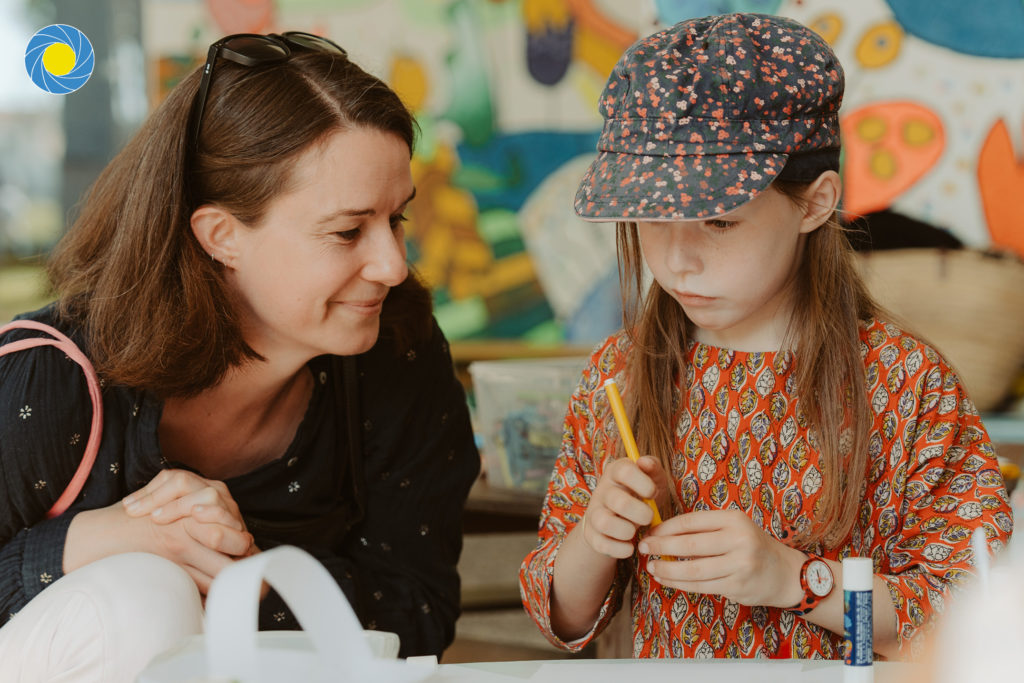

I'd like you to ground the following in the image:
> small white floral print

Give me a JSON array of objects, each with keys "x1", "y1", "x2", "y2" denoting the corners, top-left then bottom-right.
[
  {"x1": 69, "y1": 433, "x2": 80, "y2": 446},
  {"x1": 419, "y1": 524, "x2": 429, "y2": 536},
  {"x1": 33, "y1": 480, "x2": 46, "y2": 490},
  {"x1": 18, "y1": 406, "x2": 31, "y2": 420},
  {"x1": 39, "y1": 572, "x2": 53, "y2": 585},
  {"x1": 109, "y1": 463, "x2": 120, "y2": 474},
  {"x1": 273, "y1": 612, "x2": 286, "y2": 622},
  {"x1": 131, "y1": 404, "x2": 139, "y2": 417},
  {"x1": 288, "y1": 481, "x2": 300, "y2": 493}
]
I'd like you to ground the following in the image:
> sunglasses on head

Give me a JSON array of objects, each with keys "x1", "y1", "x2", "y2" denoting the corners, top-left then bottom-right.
[{"x1": 189, "y1": 31, "x2": 348, "y2": 153}]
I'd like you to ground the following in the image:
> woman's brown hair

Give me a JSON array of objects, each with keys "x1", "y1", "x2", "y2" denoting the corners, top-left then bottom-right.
[
  {"x1": 617, "y1": 180, "x2": 880, "y2": 548},
  {"x1": 47, "y1": 49, "x2": 433, "y2": 398}
]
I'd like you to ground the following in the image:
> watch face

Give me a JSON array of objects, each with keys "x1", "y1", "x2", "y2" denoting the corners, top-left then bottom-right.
[{"x1": 806, "y1": 559, "x2": 834, "y2": 597}]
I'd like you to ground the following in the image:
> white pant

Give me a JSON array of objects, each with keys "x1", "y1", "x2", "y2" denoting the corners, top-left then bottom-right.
[{"x1": 0, "y1": 553, "x2": 203, "y2": 683}]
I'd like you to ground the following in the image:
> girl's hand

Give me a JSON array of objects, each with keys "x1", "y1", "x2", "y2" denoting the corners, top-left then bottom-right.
[
  {"x1": 581, "y1": 455, "x2": 670, "y2": 559},
  {"x1": 122, "y1": 468, "x2": 246, "y2": 532},
  {"x1": 637, "y1": 509, "x2": 806, "y2": 608}
]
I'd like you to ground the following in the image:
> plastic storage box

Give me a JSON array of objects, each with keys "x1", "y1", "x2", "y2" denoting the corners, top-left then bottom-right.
[{"x1": 469, "y1": 356, "x2": 589, "y2": 493}]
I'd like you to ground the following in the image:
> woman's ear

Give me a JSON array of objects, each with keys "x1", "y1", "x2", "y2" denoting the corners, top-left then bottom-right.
[
  {"x1": 191, "y1": 205, "x2": 241, "y2": 267},
  {"x1": 798, "y1": 170, "x2": 841, "y2": 234}
]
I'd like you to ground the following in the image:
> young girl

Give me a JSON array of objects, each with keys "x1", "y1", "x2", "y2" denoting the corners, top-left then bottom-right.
[{"x1": 520, "y1": 13, "x2": 1012, "y2": 660}]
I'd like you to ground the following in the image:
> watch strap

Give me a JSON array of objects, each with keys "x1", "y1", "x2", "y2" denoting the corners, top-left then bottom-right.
[{"x1": 790, "y1": 554, "x2": 831, "y2": 616}]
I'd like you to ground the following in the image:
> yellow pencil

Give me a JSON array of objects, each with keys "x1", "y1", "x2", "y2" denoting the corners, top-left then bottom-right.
[{"x1": 602, "y1": 378, "x2": 662, "y2": 527}]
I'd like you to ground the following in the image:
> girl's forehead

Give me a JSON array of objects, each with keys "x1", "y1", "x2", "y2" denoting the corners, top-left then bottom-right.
[{"x1": 636, "y1": 185, "x2": 789, "y2": 223}]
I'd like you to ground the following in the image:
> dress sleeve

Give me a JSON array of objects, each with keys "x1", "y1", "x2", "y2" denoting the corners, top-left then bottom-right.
[
  {"x1": 0, "y1": 327, "x2": 94, "y2": 623},
  {"x1": 877, "y1": 351, "x2": 1013, "y2": 658},
  {"x1": 259, "y1": 319, "x2": 480, "y2": 658},
  {"x1": 519, "y1": 337, "x2": 633, "y2": 652}
]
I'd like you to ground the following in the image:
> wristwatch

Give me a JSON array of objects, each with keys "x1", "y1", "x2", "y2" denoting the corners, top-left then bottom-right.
[{"x1": 790, "y1": 554, "x2": 834, "y2": 616}]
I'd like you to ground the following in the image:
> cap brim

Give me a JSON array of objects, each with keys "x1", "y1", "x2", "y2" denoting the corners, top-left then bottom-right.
[{"x1": 573, "y1": 149, "x2": 788, "y2": 222}]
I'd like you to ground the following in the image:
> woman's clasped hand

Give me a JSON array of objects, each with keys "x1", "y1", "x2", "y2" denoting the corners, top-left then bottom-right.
[{"x1": 122, "y1": 469, "x2": 257, "y2": 590}]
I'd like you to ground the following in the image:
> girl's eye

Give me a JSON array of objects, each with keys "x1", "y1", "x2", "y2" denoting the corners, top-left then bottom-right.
[
  {"x1": 389, "y1": 213, "x2": 408, "y2": 229},
  {"x1": 334, "y1": 229, "x2": 360, "y2": 242},
  {"x1": 706, "y1": 219, "x2": 736, "y2": 229}
]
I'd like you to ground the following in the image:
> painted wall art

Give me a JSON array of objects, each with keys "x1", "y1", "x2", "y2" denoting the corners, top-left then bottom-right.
[{"x1": 143, "y1": 0, "x2": 1024, "y2": 342}]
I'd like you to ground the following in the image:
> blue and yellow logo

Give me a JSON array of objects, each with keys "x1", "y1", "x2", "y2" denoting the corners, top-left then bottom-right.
[{"x1": 25, "y1": 24, "x2": 94, "y2": 94}]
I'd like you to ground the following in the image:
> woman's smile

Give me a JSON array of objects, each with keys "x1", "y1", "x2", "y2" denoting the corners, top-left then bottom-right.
[{"x1": 336, "y1": 297, "x2": 386, "y2": 315}]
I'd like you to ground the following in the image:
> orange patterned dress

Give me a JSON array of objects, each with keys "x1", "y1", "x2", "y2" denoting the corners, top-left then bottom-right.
[{"x1": 519, "y1": 318, "x2": 1013, "y2": 659}]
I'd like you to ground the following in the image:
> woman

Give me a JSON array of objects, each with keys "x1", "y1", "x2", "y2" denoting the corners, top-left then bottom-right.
[{"x1": 0, "y1": 32, "x2": 479, "y2": 681}]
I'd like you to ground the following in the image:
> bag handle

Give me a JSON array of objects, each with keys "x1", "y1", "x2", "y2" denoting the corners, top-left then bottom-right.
[
  {"x1": 204, "y1": 546, "x2": 431, "y2": 683},
  {"x1": 0, "y1": 320, "x2": 102, "y2": 518}
]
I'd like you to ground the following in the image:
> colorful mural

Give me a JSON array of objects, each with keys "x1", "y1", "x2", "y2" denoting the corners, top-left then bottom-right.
[
  {"x1": 841, "y1": 102, "x2": 944, "y2": 217},
  {"x1": 143, "y1": 0, "x2": 1024, "y2": 342},
  {"x1": 884, "y1": 0, "x2": 1024, "y2": 59},
  {"x1": 979, "y1": 119, "x2": 1024, "y2": 257}
]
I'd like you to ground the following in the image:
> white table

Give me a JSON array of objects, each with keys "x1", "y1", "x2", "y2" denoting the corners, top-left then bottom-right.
[
  {"x1": 435, "y1": 658, "x2": 918, "y2": 682},
  {"x1": 142, "y1": 632, "x2": 919, "y2": 682}
]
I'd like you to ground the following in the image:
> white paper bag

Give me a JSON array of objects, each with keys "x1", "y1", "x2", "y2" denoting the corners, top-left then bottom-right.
[{"x1": 138, "y1": 546, "x2": 436, "y2": 683}]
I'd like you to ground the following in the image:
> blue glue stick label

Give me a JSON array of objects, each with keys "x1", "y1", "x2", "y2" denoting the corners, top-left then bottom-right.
[{"x1": 844, "y1": 589, "x2": 873, "y2": 666}]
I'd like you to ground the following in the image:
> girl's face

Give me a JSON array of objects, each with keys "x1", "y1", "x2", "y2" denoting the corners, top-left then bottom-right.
[
  {"x1": 226, "y1": 127, "x2": 413, "y2": 361},
  {"x1": 637, "y1": 185, "x2": 822, "y2": 351}
]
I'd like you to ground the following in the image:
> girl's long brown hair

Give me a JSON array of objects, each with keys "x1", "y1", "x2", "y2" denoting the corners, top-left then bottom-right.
[
  {"x1": 617, "y1": 180, "x2": 880, "y2": 548},
  {"x1": 47, "y1": 50, "x2": 432, "y2": 398}
]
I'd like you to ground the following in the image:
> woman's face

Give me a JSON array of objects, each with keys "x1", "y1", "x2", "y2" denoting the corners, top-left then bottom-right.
[{"x1": 226, "y1": 127, "x2": 413, "y2": 361}]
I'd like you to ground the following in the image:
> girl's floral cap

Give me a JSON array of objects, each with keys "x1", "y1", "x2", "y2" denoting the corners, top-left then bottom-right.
[{"x1": 574, "y1": 13, "x2": 844, "y2": 222}]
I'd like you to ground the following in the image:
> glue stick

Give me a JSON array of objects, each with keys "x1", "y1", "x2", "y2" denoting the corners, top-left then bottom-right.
[{"x1": 843, "y1": 557, "x2": 873, "y2": 681}]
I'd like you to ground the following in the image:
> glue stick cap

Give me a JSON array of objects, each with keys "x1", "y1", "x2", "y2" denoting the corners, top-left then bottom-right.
[{"x1": 843, "y1": 557, "x2": 873, "y2": 591}]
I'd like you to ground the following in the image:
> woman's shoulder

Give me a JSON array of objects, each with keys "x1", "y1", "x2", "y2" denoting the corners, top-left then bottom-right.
[
  {"x1": 1, "y1": 302, "x2": 89, "y2": 366},
  {"x1": 1, "y1": 301, "x2": 93, "y2": 378},
  {"x1": 0, "y1": 302, "x2": 96, "y2": 447},
  {"x1": 2, "y1": 302, "x2": 79, "y2": 342}
]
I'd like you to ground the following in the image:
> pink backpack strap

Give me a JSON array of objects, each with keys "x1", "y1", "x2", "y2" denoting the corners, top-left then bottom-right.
[{"x1": 0, "y1": 319, "x2": 103, "y2": 518}]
